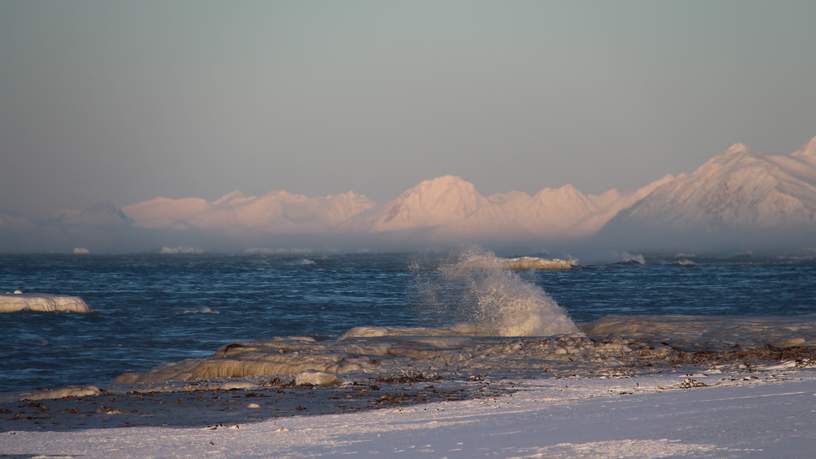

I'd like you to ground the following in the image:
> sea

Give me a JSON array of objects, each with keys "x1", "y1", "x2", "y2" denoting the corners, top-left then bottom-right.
[{"x1": 2, "y1": 252, "x2": 815, "y2": 393}]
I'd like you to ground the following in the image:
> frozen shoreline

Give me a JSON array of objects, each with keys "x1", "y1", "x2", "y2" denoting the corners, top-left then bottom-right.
[{"x1": 2, "y1": 368, "x2": 815, "y2": 458}]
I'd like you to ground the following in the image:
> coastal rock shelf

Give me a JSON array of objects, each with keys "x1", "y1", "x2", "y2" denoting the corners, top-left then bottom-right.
[
  {"x1": 115, "y1": 315, "x2": 816, "y2": 388},
  {"x1": 583, "y1": 315, "x2": 816, "y2": 350},
  {"x1": 0, "y1": 294, "x2": 91, "y2": 313}
]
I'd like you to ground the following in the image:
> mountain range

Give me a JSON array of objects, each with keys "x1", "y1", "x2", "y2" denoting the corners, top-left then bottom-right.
[{"x1": 1, "y1": 136, "x2": 815, "y2": 253}]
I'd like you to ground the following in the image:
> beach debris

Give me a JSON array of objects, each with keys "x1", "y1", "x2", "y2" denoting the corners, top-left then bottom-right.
[
  {"x1": 96, "y1": 406, "x2": 123, "y2": 415},
  {"x1": 678, "y1": 378, "x2": 708, "y2": 389}
]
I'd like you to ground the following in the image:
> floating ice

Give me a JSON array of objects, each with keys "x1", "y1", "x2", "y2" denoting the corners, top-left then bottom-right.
[
  {"x1": 0, "y1": 294, "x2": 91, "y2": 313},
  {"x1": 503, "y1": 256, "x2": 577, "y2": 270}
]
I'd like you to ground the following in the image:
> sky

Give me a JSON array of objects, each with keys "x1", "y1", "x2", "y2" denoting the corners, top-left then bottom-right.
[{"x1": 1, "y1": 0, "x2": 814, "y2": 216}]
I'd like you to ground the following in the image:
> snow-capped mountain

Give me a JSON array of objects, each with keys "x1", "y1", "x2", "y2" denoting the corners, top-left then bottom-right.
[
  {"x1": 601, "y1": 137, "x2": 816, "y2": 250},
  {"x1": 4, "y1": 135, "x2": 815, "y2": 252},
  {"x1": 124, "y1": 190, "x2": 375, "y2": 234},
  {"x1": 0, "y1": 211, "x2": 34, "y2": 233},
  {"x1": 50, "y1": 203, "x2": 134, "y2": 227},
  {"x1": 362, "y1": 176, "x2": 490, "y2": 233},
  {"x1": 356, "y1": 175, "x2": 669, "y2": 241}
]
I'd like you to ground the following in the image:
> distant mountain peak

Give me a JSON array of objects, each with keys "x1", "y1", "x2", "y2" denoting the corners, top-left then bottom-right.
[
  {"x1": 410, "y1": 175, "x2": 477, "y2": 193},
  {"x1": 368, "y1": 175, "x2": 486, "y2": 231},
  {"x1": 793, "y1": 136, "x2": 816, "y2": 159},
  {"x1": 725, "y1": 143, "x2": 749, "y2": 155},
  {"x1": 602, "y1": 137, "x2": 816, "y2": 250},
  {"x1": 213, "y1": 191, "x2": 253, "y2": 206}
]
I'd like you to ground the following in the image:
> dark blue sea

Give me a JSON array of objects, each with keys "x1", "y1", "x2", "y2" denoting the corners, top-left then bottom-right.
[{"x1": 2, "y1": 253, "x2": 815, "y2": 393}]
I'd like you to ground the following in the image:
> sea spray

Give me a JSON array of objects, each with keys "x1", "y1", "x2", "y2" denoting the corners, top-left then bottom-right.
[
  {"x1": 619, "y1": 252, "x2": 647, "y2": 265},
  {"x1": 432, "y1": 249, "x2": 580, "y2": 337}
]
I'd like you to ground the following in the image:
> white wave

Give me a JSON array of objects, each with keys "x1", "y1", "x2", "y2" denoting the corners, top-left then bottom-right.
[
  {"x1": 293, "y1": 258, "x2": 316, "y2": 266},
  {"x1": 72, "y1": 247, "x2": 90, "y2": 255},
  {"x1": 180, "y1": 306, "x2": 219, "y2": 315},
  {"x1": 620, "y1": 252, "x2": 646, "y2": 265},
  {"x1": 435, "y1": 249, "x2": 580, "y2": 337},
  {"x1": 675, "y1": 258, "x2": 696, "y2": 266},
  {"x1": 244, "y1": 247, "x2": 314, "y2": 255},
  {"x1": 159, "y1": 246, "x2": 204, "y2": 255}
]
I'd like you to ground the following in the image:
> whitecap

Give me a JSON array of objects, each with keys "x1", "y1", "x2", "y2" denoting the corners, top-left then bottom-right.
[{"x1": 179, "y1": 306, "x2": 219, "y2": 315}]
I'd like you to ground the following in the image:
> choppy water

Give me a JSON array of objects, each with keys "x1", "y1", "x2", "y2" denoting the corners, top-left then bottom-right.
[{"x1": 2, "y1": 252, "x2": 815, "y2": 393}]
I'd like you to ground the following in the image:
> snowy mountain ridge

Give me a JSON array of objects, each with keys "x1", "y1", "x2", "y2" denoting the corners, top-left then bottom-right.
[
  {"x1": 3, "y1": 135, "x2": 815, "y2": 251},
  {"x1": 602, "y1": 137, "x2": 816, "y2": 249}
]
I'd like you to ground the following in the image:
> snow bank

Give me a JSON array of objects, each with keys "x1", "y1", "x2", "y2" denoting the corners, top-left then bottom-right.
[
  {"x1": 5, "y1": 371, "x2": 816, "y2": 458},
  {"x1": 0, "y1": 293, "x2": 91, "y2": 313}
]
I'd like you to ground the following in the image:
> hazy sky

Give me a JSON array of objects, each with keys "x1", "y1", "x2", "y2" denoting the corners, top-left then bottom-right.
[{"x1": 1, "y1": 0, "x2": 814, "y2": 215}]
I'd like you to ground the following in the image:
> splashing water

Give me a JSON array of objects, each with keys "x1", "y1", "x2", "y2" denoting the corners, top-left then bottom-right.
[
  {"x1": 435, "y1": 249, "x2": 581, "y2": 337},
  {"x1": 619, "y1": 252, "x2": 647, "y2": 265}
]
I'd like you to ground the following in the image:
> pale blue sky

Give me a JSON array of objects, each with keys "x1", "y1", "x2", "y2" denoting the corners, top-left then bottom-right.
[{"x1": 1, "y1": 0, "x2": 814, "y2": 214}]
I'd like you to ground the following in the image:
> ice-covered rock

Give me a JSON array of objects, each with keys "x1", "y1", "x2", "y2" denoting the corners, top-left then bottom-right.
[
  {"x1": 295, "y1": 371, "x2": 339, "y2": 386},
  {"x1": 21, "y1": 385, "x2": 101, "y2": 401},
  {"x1": 581, "y1": 314, "x2": 816, "y2": 351},
  {"x1": 0, "y1": 294, "x2": 91, "y2": 313}
]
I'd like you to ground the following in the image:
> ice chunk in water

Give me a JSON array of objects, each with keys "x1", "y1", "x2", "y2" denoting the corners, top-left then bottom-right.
[{"x1": 0, "y1": 294, "x2": 91, "y2": 313}]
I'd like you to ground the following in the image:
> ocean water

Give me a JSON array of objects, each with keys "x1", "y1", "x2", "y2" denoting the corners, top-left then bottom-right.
[{"x1": 2, "y1": 252, "x2": 815, "y2": 393}]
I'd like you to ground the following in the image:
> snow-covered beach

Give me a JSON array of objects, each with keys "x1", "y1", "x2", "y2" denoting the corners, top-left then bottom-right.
[{"x1": 2, "y1": 366, "x2": 815, "y2": 458}]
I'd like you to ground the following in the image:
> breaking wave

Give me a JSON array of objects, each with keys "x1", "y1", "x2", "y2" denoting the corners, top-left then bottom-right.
[
  {"x1": 292, "y1": 258, "x2": 316, "y2": 266},
  {"x1": 179, "y1": 306, "x2": 219, "y2": 315},
  {"x1": 431, "y1": 249, "x2": 580, "y2": 337},
  {"x1": 619, "y1": 252, "x2": 646, "y2": 265}
]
